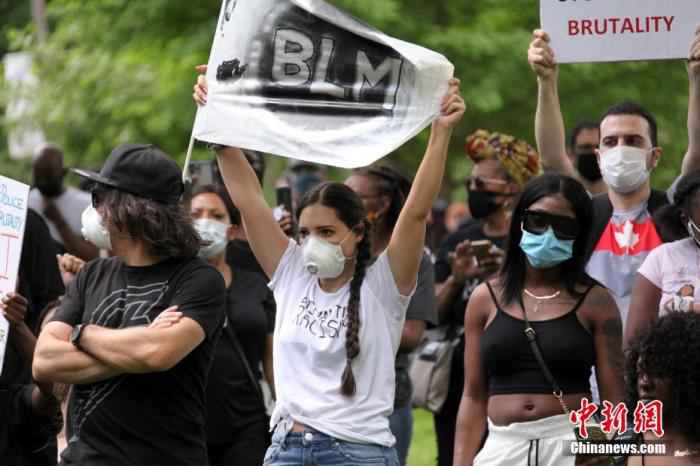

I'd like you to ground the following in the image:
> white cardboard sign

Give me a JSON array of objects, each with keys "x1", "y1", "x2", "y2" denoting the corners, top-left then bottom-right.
[
  {"x1": 540, "y1": 0, "x2": 699, "y2": 64},
  {"x1": 193, "y1": 0, "x2": 454, "y2": 168},
  {"x1": 0, "y1": 174, "x2": 30, "y2": 375}
]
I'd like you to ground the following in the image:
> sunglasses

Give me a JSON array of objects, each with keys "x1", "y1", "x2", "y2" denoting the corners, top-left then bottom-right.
[
  {"x1": 465, "y1": 175, "x2": 509, "y2": 192},
  {"x1": 522, "y1": 209, "x2": 579, "y2": 241}
]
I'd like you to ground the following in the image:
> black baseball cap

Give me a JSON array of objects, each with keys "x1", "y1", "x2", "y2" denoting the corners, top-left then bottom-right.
[{"x1": 72, "y1": 143, "x2": 184, "y2": 204}]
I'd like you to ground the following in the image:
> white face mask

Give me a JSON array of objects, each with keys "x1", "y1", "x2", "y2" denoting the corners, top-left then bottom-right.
[
  {"x1": 194, "y1": 218, "x2": 230, "y2": 259},
  {"x1": 81, "y1": 206, "x2": 112, "y2": 250},
  {"x1": 301, "y1": 232, "x2": 352, "y2": 279},
  {"x1": 687, "y1": 218, "x2": 700, "y2": 248},
  {"x1": 599, "y1": 146, "x2": 651, "y2": 194}
]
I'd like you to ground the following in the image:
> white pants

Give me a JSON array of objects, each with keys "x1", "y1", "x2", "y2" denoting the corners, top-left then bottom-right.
[{"x1": 474, "y1": 414, "x2": 576, "y2": 466}]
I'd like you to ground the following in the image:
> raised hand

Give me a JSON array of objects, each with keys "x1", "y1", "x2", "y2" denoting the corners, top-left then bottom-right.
[
  {"x1": 690, "y1": 25, "x2": 700, "y2": 78},
  {"x1": 434, "y1": 78, "x2": 466, "y2": 131},
  {"x1": 1, "y1": 292, "x2": 29, "y2": 327},
  {"x1": 193, "y1": 64, "x2": 208, "y2": 106},
  {"x1": 528, "y1": 29, "x2": 558, "y2": 80}
]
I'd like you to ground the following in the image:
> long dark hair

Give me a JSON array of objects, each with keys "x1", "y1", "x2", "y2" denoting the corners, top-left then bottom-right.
[
  {"x1": 353, "y1": 165, "x2": 412, "y2": 232},
  {"x1": 652, "y1": 171, "x2": 700, "y2": 242},
  {"x1": 296, "y1": 182, "x2": 371, "y2": 396},
  {"x1": 500, "y1": 174, "x2": 595, "y2": 305},
  {"x1": 97, "y1": 187, "x2": 200, "y2": 259}
]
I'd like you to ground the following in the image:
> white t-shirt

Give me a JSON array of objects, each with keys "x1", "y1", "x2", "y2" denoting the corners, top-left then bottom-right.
[
  {"x1": 28, "y1": 187, "x2": 91, "y2": 245},
  {"x1": 268, "y1": 240, "x2": 414, "y2": 446},
  {"x1": 637, "y1": 237, "x2": 700, "y2": 316}
]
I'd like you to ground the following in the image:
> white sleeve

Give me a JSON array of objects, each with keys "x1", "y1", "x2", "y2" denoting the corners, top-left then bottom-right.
[
  {"x1": 637, "y1": 245, "x2": 664, "y2": 289},
  {"x1": 365, "y1": 250, "x2": 415, "y2": 321},
  {"x1": 268, "y1": 238, "x2": 304, "y2": 293}
]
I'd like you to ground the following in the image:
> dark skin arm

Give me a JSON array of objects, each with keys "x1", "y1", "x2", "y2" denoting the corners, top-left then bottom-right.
[
  {"x1": 625, "y1": 274, "x2": 662, "y2": 350},
  {"x1": 452, "y1": 283, "x2": 491, "y2": 466},
  {"x1": 582, "y1": 286, "x2": 625, "y2": 406},
  {"x1": 43, "y1": 201, "x2": 99, "y2": 261}
]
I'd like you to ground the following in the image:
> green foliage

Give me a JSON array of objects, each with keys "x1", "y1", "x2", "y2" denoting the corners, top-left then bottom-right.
[{"x1": 0, "y1": 0, "x2": 693, "y2": 195}]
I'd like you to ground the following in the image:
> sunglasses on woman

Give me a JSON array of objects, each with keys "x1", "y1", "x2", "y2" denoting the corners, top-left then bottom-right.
[{"x1": 522, "y1": 209, "x2": 579, "y2": 241}]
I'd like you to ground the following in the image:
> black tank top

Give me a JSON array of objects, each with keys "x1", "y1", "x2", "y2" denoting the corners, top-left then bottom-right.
[{"x1": 480, "y1": 282, "x2": 596, "y2": 396}]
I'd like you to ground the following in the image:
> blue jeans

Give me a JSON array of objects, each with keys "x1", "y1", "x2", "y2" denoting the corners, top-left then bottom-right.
[
  {"x1": 264, "y1": 422, "x2": 399, "y2": 466},
  {"x1": 388, "y1": 406, "x2": 413, "y2": 466}
]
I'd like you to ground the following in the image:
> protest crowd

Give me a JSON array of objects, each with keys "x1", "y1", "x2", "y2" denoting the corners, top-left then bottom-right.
[{"x1": 2, "y1": 3, "x2": 700, "y2": 466}]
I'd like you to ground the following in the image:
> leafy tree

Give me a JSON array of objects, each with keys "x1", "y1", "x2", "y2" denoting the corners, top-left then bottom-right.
[{"x1": 0, "y1": 0, "x2": 693, "y2": 196}]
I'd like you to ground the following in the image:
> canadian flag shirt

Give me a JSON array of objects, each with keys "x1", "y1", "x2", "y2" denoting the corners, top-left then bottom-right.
[{"x1": 586, "y1": 202, "x2": 663, "y2": 327}]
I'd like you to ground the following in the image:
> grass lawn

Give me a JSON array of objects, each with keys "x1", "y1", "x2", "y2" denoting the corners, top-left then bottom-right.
[{"x1": 407, "y1": 409, "x2": 438, "y2": 466}]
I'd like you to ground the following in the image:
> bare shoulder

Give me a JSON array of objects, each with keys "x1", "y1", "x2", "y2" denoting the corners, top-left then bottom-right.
[
  {"x1": 465, "y1": 280, "x2": 498, "y2": 327},
  {"x1": 579, "y1": 284, "x2": 622, "y2": 333}
]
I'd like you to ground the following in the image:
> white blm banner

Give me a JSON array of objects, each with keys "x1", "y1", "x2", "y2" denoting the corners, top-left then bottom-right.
[
  {"x1": 193, "y1": 0, "x2": 454, "y2": 168},
  {"x1": 540, "y1": 0, "x2": 699, "y2": 64}
]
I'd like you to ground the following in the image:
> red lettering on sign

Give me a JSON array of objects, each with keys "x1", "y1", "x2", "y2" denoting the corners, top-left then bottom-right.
[{"x1": 567, "y1": 16, "x2": 676, "y2": 37}]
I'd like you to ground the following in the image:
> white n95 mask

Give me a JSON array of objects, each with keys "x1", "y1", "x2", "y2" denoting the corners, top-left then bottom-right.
[
  {"x1": 302, "y1": 234, "x2": 350, "y2": 279},
  {"x1": 600, "y1": 146, "x2": 651, "y2": 194},
  {"x1": 81, "y1": 206, "x2": 112, "y2": 250},
  {"x1": 194, "y1": 218, "x2": 229, "y2": 258}
]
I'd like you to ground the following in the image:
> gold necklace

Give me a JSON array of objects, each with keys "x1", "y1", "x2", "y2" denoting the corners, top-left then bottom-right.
[{"x1": 523, "y1": 288, "x2": 561, "y2": 313}]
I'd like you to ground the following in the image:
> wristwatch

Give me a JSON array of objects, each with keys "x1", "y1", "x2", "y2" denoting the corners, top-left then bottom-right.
[{"x1": 70, "y1": 324, "x2": 86, "y2": 349}]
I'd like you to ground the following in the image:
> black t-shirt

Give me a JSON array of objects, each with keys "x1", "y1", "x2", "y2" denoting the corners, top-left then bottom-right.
[
  {"x1": 53, "y1": 256, "x2": 225, "y2": 466},
  {"x1": 0, "y1": 385, "x2": 58, "y2": 466},
  {"x1": 18, "y1": 209, "x2": 65, "y2": 330},
  {"x1": 434, "y1": 220, "x2": 506, "y2": 327},
  {"x1": 226, "y1": 239, "x2": 266, "y2": 277},
  {"x1": 206, "y1": 267, "x2": 275, "y2": 442}
]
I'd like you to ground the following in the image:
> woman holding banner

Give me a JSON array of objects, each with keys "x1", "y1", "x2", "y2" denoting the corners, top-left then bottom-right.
[{"x1": 195, "y1": 72, "x2": 465, "y2": 465}]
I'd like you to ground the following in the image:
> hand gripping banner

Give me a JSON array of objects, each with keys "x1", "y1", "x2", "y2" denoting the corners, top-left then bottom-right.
[{"x1": 193, "y1": 0, "x2": 454, "y2": 168}]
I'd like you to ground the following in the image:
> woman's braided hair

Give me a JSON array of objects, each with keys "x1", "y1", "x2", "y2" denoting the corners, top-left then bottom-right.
[{"x1": 296, "y1": 182, "x2": 372, "y2": 396}]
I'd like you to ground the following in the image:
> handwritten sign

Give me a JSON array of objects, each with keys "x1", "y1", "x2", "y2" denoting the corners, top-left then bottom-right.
[
  {"x1": 540, "y1": 0, "x2": 699, "y2": 63},
  {"x1": 194, "y1": 0, "x2": 453, "y2": 168},
  {"x1": 0, "y1": 174, "x2": 29, "y2": 375}
]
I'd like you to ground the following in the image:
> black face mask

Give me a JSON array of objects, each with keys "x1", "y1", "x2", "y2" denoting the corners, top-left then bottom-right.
[
  {"x1": 576, "y1": 152, "x2": 602, "y2": 183},
  {"x1": 36, "y1": 180, "x2": 63, "y2": 198},
  {"x1": 467, "y1": 188, "x2": 502, "y2": 219}
]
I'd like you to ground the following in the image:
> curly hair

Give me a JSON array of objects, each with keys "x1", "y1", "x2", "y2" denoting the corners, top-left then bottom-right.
[
  {"x1": 96, "y1": 187, "x2": 201, "y2": 259},
  {"x1": 296, "y1": 182, "x2": 371, "y2": 396},
  {"x1": 625, "y1": 312, "x2": 700, "y2": 444}
]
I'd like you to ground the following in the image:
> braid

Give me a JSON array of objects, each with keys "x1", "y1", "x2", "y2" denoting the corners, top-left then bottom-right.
[{"x1": 341, "y1": 220, "x2": 372, "y2": 396}]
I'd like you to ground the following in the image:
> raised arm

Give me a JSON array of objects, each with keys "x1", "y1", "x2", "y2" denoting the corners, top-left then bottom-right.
[
  {"x1": 453, "y1": 284, "x2": 490, "y2": 466},
  {"x1": 528, "y1": 30, "x2": 576, "y2": 178},
  {"x1": 33, "y1": 322, "x2": 122, "y2": 384},
  {"x1": 681, "y1": 26, "x2": 700, "y2": 175},
  {"x1": 215, "y1": 147, "x2": 289, "y2": 278},
  {"x1": 194, "y1": 67, "x2": 289, "y2": 278},
  {"x1": 387, "y1": 79, "x2": 465, "y2": 295}
]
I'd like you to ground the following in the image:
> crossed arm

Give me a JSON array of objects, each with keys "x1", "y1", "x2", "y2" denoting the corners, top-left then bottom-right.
[{"x1": 34, "y1": 312, "x2": 205, "y2": 384}]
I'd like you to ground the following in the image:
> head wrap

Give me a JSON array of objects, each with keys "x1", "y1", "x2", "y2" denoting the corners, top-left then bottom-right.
[{"x1": 465, "y1": 129, "x2": 540, "y2": 187}]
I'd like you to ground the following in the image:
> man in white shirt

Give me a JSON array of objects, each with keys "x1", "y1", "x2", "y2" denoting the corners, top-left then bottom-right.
[{"x1": 28, "y1": 144, "x2": 98, "y2": 261}]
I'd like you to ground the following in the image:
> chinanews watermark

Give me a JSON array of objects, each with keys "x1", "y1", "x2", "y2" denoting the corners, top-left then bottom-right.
[{"x1": 565, "y1": 398, "x2": 668, "y2": 457}]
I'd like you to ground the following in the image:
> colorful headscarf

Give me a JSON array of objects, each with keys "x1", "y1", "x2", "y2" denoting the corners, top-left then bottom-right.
[{"x1": 465, "y1": 129, "x2": 540, "y2": 187}]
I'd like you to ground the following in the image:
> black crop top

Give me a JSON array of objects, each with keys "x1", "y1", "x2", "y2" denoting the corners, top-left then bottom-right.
[{"x1": 480, "y1": 283, "x2": 596, "y2": 396}]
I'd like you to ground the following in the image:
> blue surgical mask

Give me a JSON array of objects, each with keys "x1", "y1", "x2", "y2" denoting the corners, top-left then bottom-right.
[{"x1": 519, "y1": 226, "x2": 574, "y2": 269}]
